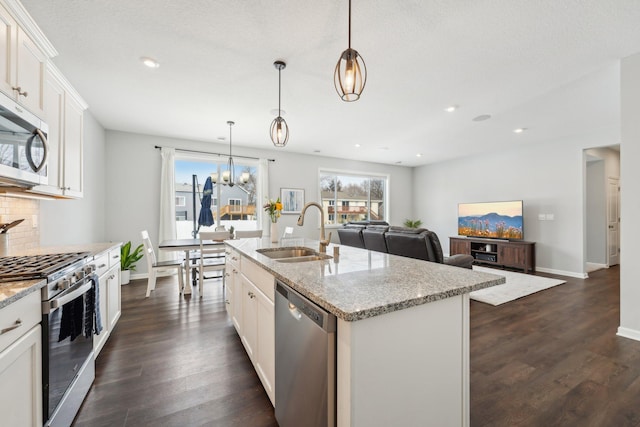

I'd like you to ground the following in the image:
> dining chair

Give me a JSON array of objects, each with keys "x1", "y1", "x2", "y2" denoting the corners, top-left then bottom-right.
[
  {"x1": 197, "y1": 231, "x2": 231, "y2": 297},
  {"x1": 282, "y1": 226, "x2": 294, "y2": 239},
  {"x1": 235, "y1": 230, "x2": 263, "y2": 238},
  {"x1": 141, "y1": 230, "x2": 185, "y2": 297}
]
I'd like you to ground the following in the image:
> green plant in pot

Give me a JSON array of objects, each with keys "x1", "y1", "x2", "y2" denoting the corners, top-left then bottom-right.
[
  {"x1": 120, "y1": 241, "x2": 143, "y2": 285},
  {"x1": 403, "y1": 219, "x2": 423, "y2": 228}
]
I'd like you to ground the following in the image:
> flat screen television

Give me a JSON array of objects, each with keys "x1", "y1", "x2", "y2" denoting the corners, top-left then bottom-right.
[{"x1": 458, "y1": 200, "x2": 524, "y2": 240}]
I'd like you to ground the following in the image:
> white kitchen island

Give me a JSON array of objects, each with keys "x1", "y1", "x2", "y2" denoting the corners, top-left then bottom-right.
[{"x1": 225, "y1": 238, "x2": 504, "y2": 427}]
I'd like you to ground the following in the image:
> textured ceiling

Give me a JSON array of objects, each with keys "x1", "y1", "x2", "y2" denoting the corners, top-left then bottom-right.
[{"x1": 19, "y1": 0, "x2": 640, "y2": 166}]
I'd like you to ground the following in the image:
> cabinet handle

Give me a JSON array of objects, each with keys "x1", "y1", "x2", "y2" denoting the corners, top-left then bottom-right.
[
  {"x1": 232, "y1": 257, "x2": 238, "y2": 261},
  {"x1": 225, "y1": 299, "x2": 230, "y2": 305},
  {"x1": 233, "y1": 269, "x2": 237, "y2": 273},
  {"x1": 1, "y1": 319, "x2": 22, "y2": 335},
  {"x1": 11, "y1": 86, "x2": 28, "y2": 97},
  {"x1": 109, "y1": 274, "x2": 115, "y2": 280},
  {"x1": 98, "y1": 264, "x2": 107, "y2": 268},
  {"x1": 248, "y1": 291, "x2": 255, "y2": 299},
  {"x1": 112, "y1": 255, "x2": 120, "y2": 259}
]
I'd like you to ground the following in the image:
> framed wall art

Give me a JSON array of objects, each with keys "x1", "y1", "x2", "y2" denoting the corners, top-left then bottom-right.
[{"x1": 280, "y1": 188, "x2": 305, "y2": 214}]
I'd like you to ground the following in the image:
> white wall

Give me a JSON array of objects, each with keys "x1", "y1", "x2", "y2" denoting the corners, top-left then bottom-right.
[
  {"x1": 586, "y1": 159, "x2": 606, "y2": 264},
  {"x1": 619, "y1": 53, "x2": 640, "y2": 341},
  {"x1": 40, "y1": 111, "x2": 107, "y2": 246},
  {"x1": 413, "y1": 128, "x2": 617, "y2": 277},
  {"x1": 104, "y1": 130, "x2": 413, "y2": 274}
]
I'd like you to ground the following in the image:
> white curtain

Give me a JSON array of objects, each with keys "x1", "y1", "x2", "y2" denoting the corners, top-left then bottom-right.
[
  {"x1": 159, "y1": 147, "x2": 176, "y2": 261},
  {"x1": 258, "y1": 158, "x2": 269, "y2": 232}
]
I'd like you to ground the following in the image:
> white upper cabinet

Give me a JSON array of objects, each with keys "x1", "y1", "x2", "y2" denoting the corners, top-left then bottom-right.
[{"x1": 0, "y1": 2, "x2": 46, "y2": 117}]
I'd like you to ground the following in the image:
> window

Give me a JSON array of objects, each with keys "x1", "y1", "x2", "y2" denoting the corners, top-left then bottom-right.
[
  {"x1": 174, "y1": 157, "x2": 259, "y2": 238},
  {"x1": 320, "y1": 171, "x2": 387, "y2": 225}
]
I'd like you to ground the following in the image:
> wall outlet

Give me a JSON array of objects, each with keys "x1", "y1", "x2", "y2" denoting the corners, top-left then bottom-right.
[
  {"x1": 538, "y1": 213, "x2": 546, "y2": 221},
  {"x1": 32, "y1": 214, "x2": 38, "y2": 228}
]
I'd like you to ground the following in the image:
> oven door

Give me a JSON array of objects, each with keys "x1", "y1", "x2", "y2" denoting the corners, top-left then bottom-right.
[{"x1": 42, "y1": 280, "x2": 95, "y2": 424}]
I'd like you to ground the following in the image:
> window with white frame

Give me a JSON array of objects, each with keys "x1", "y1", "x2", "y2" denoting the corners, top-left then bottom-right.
[
  {"x1": 320, "y1": 171, "x2": 387, "y2": 225},
  {"x1": 175, "y1": 196, "x2": 186, "y2": 207}
]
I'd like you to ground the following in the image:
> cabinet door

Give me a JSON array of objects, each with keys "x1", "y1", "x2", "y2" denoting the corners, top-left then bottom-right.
[
  {"x1": 500, "y1": 244, "x2": 525, "y2": 268},
  {"x1": 241, "y1": 276, "x2": 257, "y2": 362},
  {"x1": 62, "y1": 94, "x2": 84, "y2": 197},
  {"x1": 255, "y1": 288, "x2": 275, "y2": 405},
  {"x1": 40, "y1": 69, "x2": 64, "y2": 193},
  {"x1": 450, "y1": 239, "x2": 470, "y2": 256},
  {"x1": 15, "y1": 27, "x2": 45, "y2": 117},
  {"x1": 94, "y1": 272, "x2": 109, "y2": 356},
  {"x1": 0, "y1": 4, "x2": 16, "y2": 96},
  {"x1": 0, "y1": 325, "x2": 42, "y2": 427},
  {"x1": 225, "y1": 269, "x2": 234, "y2": 317},
  {"x1": 106, "y1": 266, "x2": 121, "y2": 331},
  {"x1": 231, "y1": 267, "x2": 242, "y2": 333}
]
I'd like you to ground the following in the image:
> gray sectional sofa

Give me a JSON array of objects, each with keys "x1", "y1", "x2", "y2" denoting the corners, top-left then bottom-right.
[{"x1": 337, "y1": 221, "x2": 474, "y2": 269}]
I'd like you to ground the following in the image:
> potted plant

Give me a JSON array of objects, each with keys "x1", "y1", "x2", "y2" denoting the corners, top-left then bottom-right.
[
  {"x1": 403, "y1": 219, "x2": 423, "y2": 228},
  {"x1": 120, "y1": 241, "x2": 143, "y2": 285}
]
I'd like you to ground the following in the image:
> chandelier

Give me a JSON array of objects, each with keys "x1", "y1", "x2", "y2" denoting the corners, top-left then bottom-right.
[
  {"x1": 270, "y1": 60, "x2": 289, "y2": 147},
  {"x1": 211, "y1": 121, "x2": 249, "y2": 187},
  {"x1": 334, "y1": 0, "x2": 367, "y2": 102}
]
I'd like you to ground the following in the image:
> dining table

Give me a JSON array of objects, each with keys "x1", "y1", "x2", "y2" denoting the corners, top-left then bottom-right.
[{"x1": 159, "y1": 238, "x2": 225, "y2": 295}]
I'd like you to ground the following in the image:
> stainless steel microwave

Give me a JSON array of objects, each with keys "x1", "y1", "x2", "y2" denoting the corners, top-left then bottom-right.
[{"x1": 0, "y1": 90, "x2": 48, "y2": 188}]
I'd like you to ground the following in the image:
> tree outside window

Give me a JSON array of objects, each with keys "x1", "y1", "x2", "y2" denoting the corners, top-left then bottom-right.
[{"x1": 320, "y1": 171, "x2": 387, "y2": 225}]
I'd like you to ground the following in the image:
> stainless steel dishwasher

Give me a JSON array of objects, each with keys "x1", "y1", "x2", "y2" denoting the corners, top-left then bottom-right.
[{"x1": 275, "y1": 280, "x2": 337, "y2": 427}]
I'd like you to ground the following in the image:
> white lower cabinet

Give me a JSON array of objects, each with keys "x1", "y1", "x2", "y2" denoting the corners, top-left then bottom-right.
[
  {"x1": 226, "y1": 247, "x2": 275, "y2": 406},
  {"x1": 93, "y1": 247, "x2": 121, "y2": 356},
  {"x1": 0, "y1": 290, "x2": 42, "y2": 427}
]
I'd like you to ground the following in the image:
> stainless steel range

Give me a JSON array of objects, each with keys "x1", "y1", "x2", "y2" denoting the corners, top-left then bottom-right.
[{"x1": 0, "y1": 252, "x2": 97, "y2": 427}]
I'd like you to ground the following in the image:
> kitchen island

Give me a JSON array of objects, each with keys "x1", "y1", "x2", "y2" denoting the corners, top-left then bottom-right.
[{"x1": 225, "y1": 237, "x2": 504, "y2": 427}]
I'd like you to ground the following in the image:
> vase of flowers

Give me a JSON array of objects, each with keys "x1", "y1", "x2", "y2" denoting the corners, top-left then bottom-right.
[{"x1": 264, "y1": 197, "x2": 283, "y2": 243}]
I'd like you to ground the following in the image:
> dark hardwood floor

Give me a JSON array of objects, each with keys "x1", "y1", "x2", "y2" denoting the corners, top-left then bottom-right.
[{"x1": 73, "y1": 266, "x2": 640, "y2": 426}]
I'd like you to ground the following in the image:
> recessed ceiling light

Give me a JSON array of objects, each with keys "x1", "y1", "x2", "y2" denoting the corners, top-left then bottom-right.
[
  {"x1": 416, "y1": 153, "x2": 423, "y2": 157},
  {"x1": 140, "y1": 56, "x2": 160, "y2": 68},
  {"x1": 217, "y1": 137, "x2": 226, "y2": 141},
  {"x1": 445, "y1": 105, "x2": 458, "y2": 112},
  {"x1": 355, "y1": 144, "x2": 361, "y2": 148},
  {"x1": 313, "y1": 150, "x2": 321, "y2": 153},
  {"x1": 378, "y1": 146, "x2": 389, "y2": 150},
  {"x1": 395, "y1": 161, "x2": 402, "y2": 164},
  {"x1": 472, "y1": 114, "x2": 492, "y2": 122},
  {"x1": 513, "y1": 128, "x2": 527, "y2": 133}
]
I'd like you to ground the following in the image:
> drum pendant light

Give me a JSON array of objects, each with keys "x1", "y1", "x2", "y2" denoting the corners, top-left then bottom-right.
[
  {"x1": 270, "y1": 60, "x2": 289, "y2": 147},
  {"x1": 334, "y1": 0, "x2": 367, "y2": 102}
]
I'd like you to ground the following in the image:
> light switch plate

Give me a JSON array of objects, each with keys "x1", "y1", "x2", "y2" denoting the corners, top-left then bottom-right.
[
  {"x1": 538, "y1": 214, "x2": 546, "y2": 221},
  {"x1": 32, "y1": 214, "x2": 38, "y2": 228}
]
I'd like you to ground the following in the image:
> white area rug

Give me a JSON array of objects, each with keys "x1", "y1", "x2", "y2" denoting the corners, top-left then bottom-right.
[{"x1": 470, "y1": 266, "x2": 566, "y2": 306}]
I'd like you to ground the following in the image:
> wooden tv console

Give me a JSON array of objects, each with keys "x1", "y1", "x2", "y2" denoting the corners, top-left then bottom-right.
[{"x1": 449, "y1": 237, "x2": 536, "y2": 273}]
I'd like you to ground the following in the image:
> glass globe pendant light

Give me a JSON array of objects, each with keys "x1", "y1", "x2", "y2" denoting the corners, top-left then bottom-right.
[
  {"x1": 334, "y1": 0, "x2": 367, "y2": 102},
  {"x1": 270, "y1": 60, "x2": 289, "y2": 147}
]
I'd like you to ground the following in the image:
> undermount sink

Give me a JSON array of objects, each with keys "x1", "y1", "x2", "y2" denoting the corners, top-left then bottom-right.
[{"x1": 256, "y1": 247, "x2": 332, "y2": 262}]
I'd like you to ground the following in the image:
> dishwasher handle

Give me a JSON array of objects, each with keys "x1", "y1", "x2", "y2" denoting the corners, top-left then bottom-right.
[{"x1": 276, "y1": 281, "x2": 336, "y2": 333}]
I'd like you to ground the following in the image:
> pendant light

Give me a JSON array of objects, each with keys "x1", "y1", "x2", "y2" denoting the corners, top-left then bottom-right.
[
  {"x1": 334, "y1": 0, "x2": 367, "y2": 102},
  {"x1": 223, "y1": 121, "x2": 235, "y2": 187},
  {"x1": 270, "y1": 60, "x2": 289, "y2": 147}
]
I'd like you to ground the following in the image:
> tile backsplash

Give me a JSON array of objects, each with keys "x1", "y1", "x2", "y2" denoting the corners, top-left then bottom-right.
[{"x1": 0, "y1": 196, "x2": 40, "y2": 252}]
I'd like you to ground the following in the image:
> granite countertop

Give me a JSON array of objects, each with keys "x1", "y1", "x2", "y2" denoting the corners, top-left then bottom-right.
[
  {"x1": 226, "y1": 237, "x2": 505, "y2": 321},
  {"x1": 0, "y1": 242, "x2": 121, "y2": 310}
]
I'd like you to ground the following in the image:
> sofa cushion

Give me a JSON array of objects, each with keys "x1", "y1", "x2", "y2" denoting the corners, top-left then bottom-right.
[
  {"x1": 362, "y1": 225, "x2": 389, "y2": 253},
  {"x1": 385, "y1": 229, "x2": 432, "y2": 261},
  {"x1": 337, "y1": 224, "x2": 366, "y2": 248}
]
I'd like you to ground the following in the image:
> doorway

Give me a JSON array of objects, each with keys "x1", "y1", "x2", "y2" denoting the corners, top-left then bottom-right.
[{"x1": 584, "y1": 146, "x2": 620, "y2": 274}]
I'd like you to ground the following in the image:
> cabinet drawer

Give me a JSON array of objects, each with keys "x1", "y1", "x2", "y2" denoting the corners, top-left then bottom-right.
[
  {"x1": 0, "y1": 291, "x2": 40, "y2": 353},
  {"x1": 94, "y1": 252, "x2": 109, "y2": 277},
  {"x1": 109, "y1": 247, "x2": 121, "y2": 269},
  {"x1": 241, "y1": 257, "x2": 274, "y2": 302},
  {"x1": 226, "y1": 247, "x2": 241, "y2": 269}
]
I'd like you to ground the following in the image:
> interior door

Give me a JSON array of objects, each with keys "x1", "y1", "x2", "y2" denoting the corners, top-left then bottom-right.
[{"x1": 607, "y1": 177, "x2": 620, "y2": 266}]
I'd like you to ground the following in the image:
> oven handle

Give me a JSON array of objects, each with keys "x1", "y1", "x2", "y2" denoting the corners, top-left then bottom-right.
[{"x1": 42, "y1": 280, "x2": 93, "y2": 314}]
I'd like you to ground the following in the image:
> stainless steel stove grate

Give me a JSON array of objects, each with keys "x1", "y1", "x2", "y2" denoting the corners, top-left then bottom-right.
[{"x1": 0, "y1": 252, "x2": 90, "y2": 281}]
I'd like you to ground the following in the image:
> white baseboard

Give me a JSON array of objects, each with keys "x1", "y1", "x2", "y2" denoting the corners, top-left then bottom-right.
[
  {"x1": 585, "y1": 262, "x2": 608, "y2": 273},
  {"x1": 534, "y1": 267, "x2": 587, "y2": 279},
  {"x1": 617, "y1": 327, "x2": 640, "y2": 342},
  {"x1": 130, "y1": 271, "x2": 179, "y2": 281}
]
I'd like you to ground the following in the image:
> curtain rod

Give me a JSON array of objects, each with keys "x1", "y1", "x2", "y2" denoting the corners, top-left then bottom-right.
[{"x1": 154, "y1": 145, "x2": 275, "y2": 162}]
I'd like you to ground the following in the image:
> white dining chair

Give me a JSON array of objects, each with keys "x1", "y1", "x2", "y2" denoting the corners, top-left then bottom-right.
[
  {"x1": 141, "y1": 230, "x2": 184, "y2": 297},
  {"x1": 197, "y1": 231, "x2": 231, "y2": 297},
  {"x1": 282, "y1": 226, "x2": 294, "y2": 239},
  {"x1": 235, "y1": 230, "x2": 263, "y2": 238}
]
